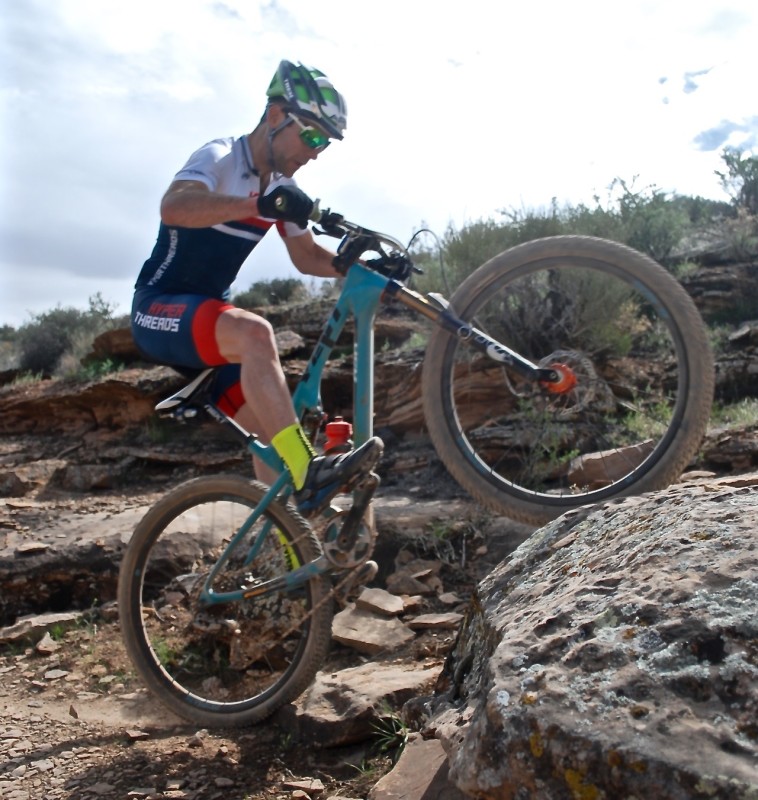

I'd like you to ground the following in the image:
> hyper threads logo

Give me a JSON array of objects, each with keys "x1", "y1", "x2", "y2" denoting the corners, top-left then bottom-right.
[{"x1": 134, "y1": 302, "x2": 187, "y2": 333}]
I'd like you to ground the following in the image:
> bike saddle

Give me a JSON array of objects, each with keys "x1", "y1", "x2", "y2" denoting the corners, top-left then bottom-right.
[{"x1": 155, "y1": 368, "x2": 217, "y2": 414}]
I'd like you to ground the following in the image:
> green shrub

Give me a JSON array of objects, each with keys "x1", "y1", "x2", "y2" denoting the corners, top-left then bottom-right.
[
  {"x1": 231, "y1": 278, "x2": 309, "y2": 308},
  {"x1": 717, "y1": 147, "x2": 758, "y2": 215},
  {"x1": 722, "y1": 209, "x2": 758, "y2": 262},
  {"x1": 611, "y1": 178, "x2": 690, "y2": 261},
  {"x1": 0, "y1": 341, "x2": 17, "y2": 371},
  {"x1": 16, "y1": 293, "x2": 119, "y2": 377},
  {"x1": 0, "y1": 325, "x2": 16, "y2": 344},
  {"x1": 411, "y1": 179, "x2": 700, "y2": 297}
]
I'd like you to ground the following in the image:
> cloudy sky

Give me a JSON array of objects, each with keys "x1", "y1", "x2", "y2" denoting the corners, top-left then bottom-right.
[{"x1": 1, "y1": 0, "x2": 756, "y2": 328}]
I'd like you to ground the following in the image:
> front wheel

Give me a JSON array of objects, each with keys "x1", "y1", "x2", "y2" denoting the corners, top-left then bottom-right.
[
  {"x1": 422, "y1": 236, "x2": 714, "y2": 525},
  {"x1": 118, "y1": 476, "x2": 333, "y2": 727}
]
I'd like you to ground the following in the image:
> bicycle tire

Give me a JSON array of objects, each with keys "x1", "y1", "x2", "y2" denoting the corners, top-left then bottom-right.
[
  {"x1": 118, "y1": 475, "x2": 333, "y2": 727},
  {"x1": 422, "y1": 235, "x2": 714, "y2": 525}
]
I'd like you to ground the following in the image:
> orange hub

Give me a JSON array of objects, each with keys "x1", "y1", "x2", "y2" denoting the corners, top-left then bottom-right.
[{"x1": 540, "y1": 363, "x2": 578, "y2": 394}]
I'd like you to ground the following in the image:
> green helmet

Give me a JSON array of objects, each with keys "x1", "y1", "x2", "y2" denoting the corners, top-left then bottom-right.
[{"x1": 266, "y1": 60, "x2": 347, "y2": 140}]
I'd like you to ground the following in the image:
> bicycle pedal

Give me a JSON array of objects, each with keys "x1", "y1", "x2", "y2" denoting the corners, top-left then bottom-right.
[
  {"x1": 340, "y1": 468, "x2": 379, "y2": 495},
  {"x1": 353, "y1": 559, "x2": 378, "y2": 584},
  {"x1": 335, "y1": 560, "x2": 378, "y2": 604}
]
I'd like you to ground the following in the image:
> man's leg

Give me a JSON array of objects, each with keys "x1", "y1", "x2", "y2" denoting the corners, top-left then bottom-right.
[
  {"x1": 214, "y1": 307, "x2": 382, "y2": 514},
  {"x1": 232, "y1": 402, "x2": 279, "y2": 485},
  {"x1": 215, "y1": 307, "x2": 298, "y2": 440}
]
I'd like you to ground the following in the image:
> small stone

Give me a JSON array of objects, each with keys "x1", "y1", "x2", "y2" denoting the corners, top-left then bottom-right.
[
  {"x1": 356, "y1": 587, "x2": 405, "y2": 616},
  {"x1": 36, "y1": 633, "x2": 60, "y2": 655},
  {"x1": 283, "y1": 778, "x2": 325, "y2": 794},
  {"x1": 15, "y1": 541, "x2": 49, "y2": 555},
  {"x1": 43, "y1": 669, "x2": 69, "y2": 681},
  {"x1": 126, "y1": 729, "x2": 150, "y2": 741},
  {"x1": 85, "y1": 782, "x2": 116, "y2": 795},
  {"x1": 407, "y1": 612, "x2": 463, "y2": 630}
]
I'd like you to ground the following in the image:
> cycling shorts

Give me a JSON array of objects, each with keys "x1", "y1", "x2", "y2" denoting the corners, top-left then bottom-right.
[{"x1": 131, "y1": 289, "x2": 244, "y2": 416}]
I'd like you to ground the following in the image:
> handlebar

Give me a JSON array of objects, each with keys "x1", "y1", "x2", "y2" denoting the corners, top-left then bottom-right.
[{"x1": 309, "y1": 200, "x2": 420, "y2": 280}]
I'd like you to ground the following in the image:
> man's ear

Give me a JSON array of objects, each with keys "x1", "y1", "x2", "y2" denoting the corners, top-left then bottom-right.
[{"x1": 266, "y1": 103, "x2": 287, "y2": 128}]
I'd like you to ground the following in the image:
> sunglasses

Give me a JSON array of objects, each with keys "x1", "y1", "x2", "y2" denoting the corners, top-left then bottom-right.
[{"x1": 287, "y1": 113, "x2": 330, "y2": 151}]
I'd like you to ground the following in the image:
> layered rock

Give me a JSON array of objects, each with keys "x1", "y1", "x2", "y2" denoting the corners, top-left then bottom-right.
[{"x1": 431, "y1": 475, "x2": 758, "y2": 799}]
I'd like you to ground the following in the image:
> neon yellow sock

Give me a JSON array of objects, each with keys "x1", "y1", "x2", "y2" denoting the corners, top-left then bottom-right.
[{"x1": 271, "y1": 423, "x2": 317, "y2": 490}]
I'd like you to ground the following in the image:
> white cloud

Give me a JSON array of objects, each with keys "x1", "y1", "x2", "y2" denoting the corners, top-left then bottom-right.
[{"x1": 1, "y1": 0, "x2": 756, "y2": 327}]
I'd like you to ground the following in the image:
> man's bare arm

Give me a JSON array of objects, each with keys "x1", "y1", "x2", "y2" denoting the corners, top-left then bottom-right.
[
  {"x1": 160, "y1": 180, "x2": 259, "y2": 228},
  {"x1": 284, "y1": 230, "x2": 341, "y2": 278}
]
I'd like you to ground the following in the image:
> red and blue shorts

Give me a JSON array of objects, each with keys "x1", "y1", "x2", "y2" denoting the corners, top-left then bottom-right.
[{"x1": 131, "y1": 290, "x2": 244, "y2": 417}]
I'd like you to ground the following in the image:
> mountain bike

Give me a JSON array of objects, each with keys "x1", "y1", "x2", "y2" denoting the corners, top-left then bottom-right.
[{"x1": 118, "y1": 203, "x2": 714, "y2": 727}]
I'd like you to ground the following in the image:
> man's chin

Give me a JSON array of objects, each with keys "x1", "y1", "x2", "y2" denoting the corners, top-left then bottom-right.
[{"x1": 274, "y1": 161, "x2": 294, "y2": 178}]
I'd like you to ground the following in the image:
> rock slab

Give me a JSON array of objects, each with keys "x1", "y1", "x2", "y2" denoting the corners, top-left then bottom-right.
[{"x1": 431, "y1": 475, "x2": 758, "y2": 799}]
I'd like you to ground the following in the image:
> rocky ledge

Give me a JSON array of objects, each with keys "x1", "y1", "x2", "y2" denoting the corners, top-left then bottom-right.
[{"x1": 430, "y1": 473, "x2": 758, "y2": 799}]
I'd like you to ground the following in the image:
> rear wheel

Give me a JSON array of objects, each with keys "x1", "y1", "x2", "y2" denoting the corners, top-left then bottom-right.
[
  {"x1": 118, "y1": 475, "x2": 332, "y2": 727},
  {"x1": 422, "y1": 236, "x2": 714, "y2": 525}
]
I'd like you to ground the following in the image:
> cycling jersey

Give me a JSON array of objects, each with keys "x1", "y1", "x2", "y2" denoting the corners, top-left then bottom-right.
[{"x1": 135, "y1": 136, "x2": 307, "y2": 298}]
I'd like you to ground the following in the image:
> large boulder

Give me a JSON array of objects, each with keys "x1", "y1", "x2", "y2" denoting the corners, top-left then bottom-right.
[{"x1": 431, "y1": 474, "x2": 758, "y2": 799}]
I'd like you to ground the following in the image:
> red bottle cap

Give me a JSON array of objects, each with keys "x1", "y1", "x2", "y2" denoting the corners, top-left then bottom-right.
[{"x1": 324, "y1": 416, "x2": 352, "y2": 451}]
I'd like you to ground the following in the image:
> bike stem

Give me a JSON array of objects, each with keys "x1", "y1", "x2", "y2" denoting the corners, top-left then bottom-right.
[{"x1": 383, "y1": 280, "x2": 561, "y2": 384}]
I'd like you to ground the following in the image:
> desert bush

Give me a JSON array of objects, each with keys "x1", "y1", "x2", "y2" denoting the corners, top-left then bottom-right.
[
  {"x1": 16, "y1": 293, "x2": 121, "y2": 377},
  {"x1": 232, "y1": 278, "x2": 309, "y2": 308},
  {"x1": 0, "y1": 326, "x2": 17, "y2": 371},
  {"x1": 0, "y1": 325, "x2": 16, "y2": 344},
  {"x1": 717, "y1": 147, "x2": 758, "y2": 215},
  {"x1": 610, "y1": 178, "x2": 689, "y2": 261},
  {"x1": 412, "y1": 180, "x2": 698, "y2": 296},
  {"x1": 721, "y1": 208, "x2": 758, "y2": 263}
]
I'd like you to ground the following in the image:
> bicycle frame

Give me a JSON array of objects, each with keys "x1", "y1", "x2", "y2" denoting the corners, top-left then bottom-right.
[
  {"x1": 291, "y1": 262, "x2": 389, "y2": 446},
  {"x1": 195, "y1": 262, "x2": 387, "y2": 607},
  {"x1": 194, "y1": 248, "x2": 560, "y2": 607}
]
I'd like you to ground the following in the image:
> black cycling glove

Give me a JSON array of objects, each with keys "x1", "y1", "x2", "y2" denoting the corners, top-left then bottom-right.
[{"x1": 258, "y1": 185, "x2": 314, "y2": 229}]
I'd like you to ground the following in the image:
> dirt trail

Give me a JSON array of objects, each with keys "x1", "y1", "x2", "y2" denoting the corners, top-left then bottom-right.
[{"x1": 2, "y1": 484, "x2": 528, "y2": 799}]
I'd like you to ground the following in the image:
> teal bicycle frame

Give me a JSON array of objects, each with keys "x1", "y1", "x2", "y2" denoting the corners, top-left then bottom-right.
[
  {"x1": 185, "y1": 234, "x2": 553, "y2": 608},
  {"x1": 197, "y1": 262, "x2": 390, "y2": 607}
]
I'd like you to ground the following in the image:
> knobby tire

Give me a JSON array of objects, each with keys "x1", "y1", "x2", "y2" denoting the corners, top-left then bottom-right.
[
  {"x1": 118, "y1": 475, "x2": 332, "y2": 727},
  {"x1": 422, "y1": 236, "x2": 715, "y2": 525}
]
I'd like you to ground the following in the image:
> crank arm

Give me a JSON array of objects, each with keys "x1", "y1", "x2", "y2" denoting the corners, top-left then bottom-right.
[{"x1": 333, "y1": 472, "x2": 380, "y2": 554}]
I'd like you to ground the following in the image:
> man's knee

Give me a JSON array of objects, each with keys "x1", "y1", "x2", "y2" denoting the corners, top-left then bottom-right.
[{"x1": 219, "y1": 309, "x2": 277, "y2": 354}]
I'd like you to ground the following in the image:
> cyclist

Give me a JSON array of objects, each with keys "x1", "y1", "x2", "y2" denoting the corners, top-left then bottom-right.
[{"x1": 131, "y1": 60, "x2": 382, "y2": 515}]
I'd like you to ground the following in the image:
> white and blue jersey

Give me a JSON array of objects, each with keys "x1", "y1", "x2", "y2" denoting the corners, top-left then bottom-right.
[{"x1": 135, "y1": 135, "x2": 306, "y2": 298}]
